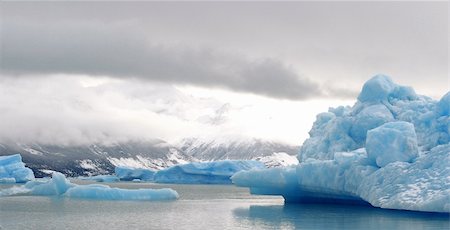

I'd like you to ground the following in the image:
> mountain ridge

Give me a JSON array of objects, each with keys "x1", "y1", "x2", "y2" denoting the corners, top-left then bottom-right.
[{"x1": 0, "y1": 139, "x2": 299, "y2": 177}]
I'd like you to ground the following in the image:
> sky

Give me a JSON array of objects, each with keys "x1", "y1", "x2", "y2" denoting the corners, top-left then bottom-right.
[{"x1": 0, "y1": 1, "x2": 448, "y2": 146}]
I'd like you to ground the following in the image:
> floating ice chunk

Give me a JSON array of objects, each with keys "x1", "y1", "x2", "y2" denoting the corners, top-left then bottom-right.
[
  {"x1": 65, "y1": 185, "x2": 178, "y2": 201},
  {"x1": 234, "y1": 75, "x2": 450, "y2": 213},
  {"x1": 26, "y1": 172, "x2": 75, "y2": 195},
  {"x1": 154, "y1": 160, "x2": 265, "y2": 184},
  {"x1": 0, "y1": 172, "x2": 179, "y2": 201},
  {"x1": 114, "y1": 166, "x2": 155, "y2": 181},
  {"x1": 233, "y1": 144, "x2": 449, "y2": 212},
  {"x1": 78, "y1": 175, "x2": 120, "y2": 183},
  {"x1": 366, "y1": 121, "x2": 419, "y2": 167},
  {"x1": 0, "y1": 154, "x2": 35, "y2": 183}
]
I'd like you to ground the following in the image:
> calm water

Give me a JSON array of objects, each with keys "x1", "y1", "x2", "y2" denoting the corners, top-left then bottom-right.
[{"x1": 0, "y1": 181, "x2": 448, "y2": 230}]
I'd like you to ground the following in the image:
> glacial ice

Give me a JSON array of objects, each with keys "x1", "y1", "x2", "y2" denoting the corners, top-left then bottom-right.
[
  {"x1": 232, "y1": 75, "x2": 450, "y2": 213},
  {"x1": 115, "y1": 166, "x2": 156, "y2": 181},
  {"x1": 0, "y1": 172, "x2": 179, "y2": 201},
  {"x1": 25, "y1": 172, "x2": 75, "y2": 195},
  {"x1": 154, "y1": 160, "x2": 265, "y2": 184},
  {"x1": 78, "y1": 175, "x2": 120, "y2": 183},
  {"x1": 64, "y1": 185, "x2": 179, "y2": 200},
  {"x1": 0, "y1": 154, "x2": 35, "y2": 183},
  {"x1": 366, "y1": 121, "x2": 419, "y2": 167}
]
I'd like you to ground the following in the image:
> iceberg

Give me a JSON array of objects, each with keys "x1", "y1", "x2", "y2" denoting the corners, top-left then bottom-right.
[
  {"x1": 25, "y1": 172, "x2": 75, "y2": 195},
  {"x1": 0, "y1": 172, "x2": 179, "y2": 201},
  {"x1": 64, "y1": 185, "x2": 178, "y2": 201},
  {"x1": 232, "y1": 75, "x2": 450, "y2": 213},
  {"x1": 114, "y1": 166, "x2": 155, "y2": 181},
  {"x1": 154, "y1": 160, "x2": 265, "y2": 184},
  {"x1": 78, "y1": 175, "x2": 120, "y2": 183},
  {"x1": 0, "y1": 154, "x2": 35, "y2": 183}
]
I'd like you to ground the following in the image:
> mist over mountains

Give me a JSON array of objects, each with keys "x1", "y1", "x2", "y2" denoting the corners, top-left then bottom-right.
[{"x1": 0, "y1": 138, "x2": 298, "y2": 177}]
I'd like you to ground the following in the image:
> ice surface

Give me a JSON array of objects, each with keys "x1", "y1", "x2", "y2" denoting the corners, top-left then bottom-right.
[
  {"x1": 366, "y1": 121, "x2": 419, "y2": 167},
  {"x1": 115, "y1": 166, "x2": 155, "y2": 181},
  {"x1": 0, "y1": 154, "x2": 35, "y2": 183},
  {"x1": 437, "y1": 92, "x2": 450, "y2": 116},
  {"x1": 65, "y1": 185, "x2": 179, "y2": 200},
  {"x1": 78, "y1": 175, "x2": 120, "y2": 183},
  {"x1": 360, "y1": 144, "x2": 450, "y2": 213},
  {"x1": 0, "y1": 172, "x2": 179, "y2": 201},
  {"x1": 232, "y1": 75, "x2": 450, "y2": 213},
  {"x1": 26, "y1": 172, "x2": 75, "y2": 195},
  {"x1": 154, "y1": 160, "x2": 265, "y2": 184}
]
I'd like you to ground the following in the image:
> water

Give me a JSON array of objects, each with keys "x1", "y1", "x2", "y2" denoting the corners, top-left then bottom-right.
[{"x1": 0, "y1": 181, "x2": 448, "y2": 230}]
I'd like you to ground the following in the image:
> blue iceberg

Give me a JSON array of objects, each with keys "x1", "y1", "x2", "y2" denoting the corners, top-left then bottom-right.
[
  {"x1": 154, "y1": 160, "x2": 265, "y2": 184},
  {"x1": 78, "y1": 175, "x2": 120, "y2": 183},
  {"x1": 1, "y1": 172, "x2": 179, "y2": 201},
  {"x1": 65, "y1": 185, "x2": 178, "y2": 201},
  {"x1": 232, "y1": 75, "x2": 450, "y2": 213},
  {"x1": 26, "y1": 172, "x2": 75, "y2": 195},
  {"x1": 115, "y1": 166, "x2": 155, "y2": 181},
  {"x1": 0, "y1": 154, "x2": 35, "y2": 183}
]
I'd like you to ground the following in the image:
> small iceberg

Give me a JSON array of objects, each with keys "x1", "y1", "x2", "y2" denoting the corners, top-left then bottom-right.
[
  {"x1": 115, "y1": 166, "x2": 156, "y2": 181},
  {"x1": 154, "y1": 160, "x2": 265, "y2": 184},
  {"x1": 78, "y1": 175, "x2": 120, "y2": 183},
  {"x1": 65, "y1": 185, "x2": 178, "y2": 201},
  {"x1": 0, "y1": 154, "x2": 35, "y2": 183},
  {"x1": 1, "y1": 172, "x2": 178, "y2": 201}
]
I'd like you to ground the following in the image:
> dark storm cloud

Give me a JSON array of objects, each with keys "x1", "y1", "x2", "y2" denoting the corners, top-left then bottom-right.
[
  {"x1": 0, "y1": 8, "x2": 321, "y2": 100},
  {"x1": 1, "y1": 1, "x2": 447, "y2": 99}
]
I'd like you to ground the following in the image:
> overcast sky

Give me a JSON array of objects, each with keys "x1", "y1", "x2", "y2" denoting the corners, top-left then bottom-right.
[{"x1": 0, "y1": 1, "x2": 448, "y2": 146}]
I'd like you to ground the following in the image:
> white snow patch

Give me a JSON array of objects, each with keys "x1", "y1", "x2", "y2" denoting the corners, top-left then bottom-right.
[
  {"x1": 256, "y1": 152, "x2": 299, "y2": 167},
  {"x1": 40, "y1": 169, "x2": 58, "y2": 175},
  {"x1": 78, "y1": 159, "x2": 99, "y2": 170},
  {"x1": 23, "y1": 148, "x2": 44, "y2": 156}
]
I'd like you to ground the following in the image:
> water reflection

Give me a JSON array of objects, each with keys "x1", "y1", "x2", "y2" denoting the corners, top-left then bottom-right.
[{"x1": 233, "y1": 203, "x2": 449, "y2": 230}]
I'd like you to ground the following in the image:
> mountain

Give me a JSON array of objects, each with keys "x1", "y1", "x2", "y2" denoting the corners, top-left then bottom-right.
[
  {"x1": 178, "y1": 138, "x2": 299, "y2": 166},
  {"x1": 0, "y1": 139, "x2": 299, "y2": 177},
  {"x1": 0, "y1": 140, "x2": 193, "y2": 177}
]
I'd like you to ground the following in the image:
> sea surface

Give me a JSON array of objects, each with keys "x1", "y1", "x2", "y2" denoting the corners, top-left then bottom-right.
[{"x1": 0, "y1": 180, "x2": 448, "y2": 230}]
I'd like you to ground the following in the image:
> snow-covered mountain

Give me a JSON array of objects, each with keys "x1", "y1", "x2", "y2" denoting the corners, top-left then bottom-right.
[
  {"x1": 0, "y1": 139, "x2": 299, "y2": 177},
  {"x1": 0, "y1": 140, "x2": 193, "y2": 177},
  {"x1": 179, "y1": 138, "x2": 299, "y2": 167}
]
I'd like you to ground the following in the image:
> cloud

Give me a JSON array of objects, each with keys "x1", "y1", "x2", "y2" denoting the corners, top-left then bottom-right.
[
  {"x1": 0, "y1": 75, "x2": 353, "y2": 146},
  {"x1": 0, "y1": 76, "x2": 216, "y2": 146},
  {"x1": 1, "y1": 19, "x2": 322, "y2": 100},
  {"x1": 1, "y1": 2, "x2": 447, "y2": 99}
]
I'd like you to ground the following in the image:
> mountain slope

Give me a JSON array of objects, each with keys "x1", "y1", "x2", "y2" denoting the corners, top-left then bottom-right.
[
  {"x1": 0, "y1": 140, "x2": 193, "y2": 177},
  {"x1": 0, "y1": 139, "x2": 299, "y2": 177},
  {"x1": 179, "y1": 138, "x2": 299, "y2": 166}
]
